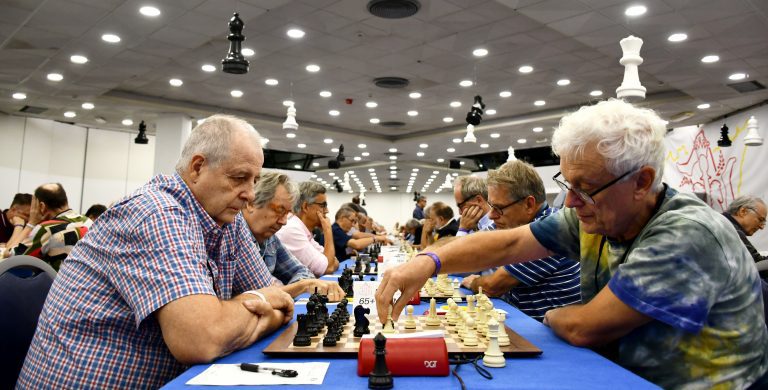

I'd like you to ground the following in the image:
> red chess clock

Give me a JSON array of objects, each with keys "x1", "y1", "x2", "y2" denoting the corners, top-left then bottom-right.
[{"x1": 357, "y1": 337, "x2": 449, "y2": 376}]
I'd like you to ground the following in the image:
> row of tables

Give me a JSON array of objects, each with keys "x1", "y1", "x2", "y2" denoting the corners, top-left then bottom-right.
[{"x1": 163, "y1": 259, "x2": 658, "y2": 389}]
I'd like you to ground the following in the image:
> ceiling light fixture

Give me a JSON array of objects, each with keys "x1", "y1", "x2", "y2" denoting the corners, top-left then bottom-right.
[
  {"x1": 532, "y1": 127, "x2": 543, "y2": 132},
  {"x1": 306, "y1": 64, "x2": 320, "y2": 72},
  {"x1": 286, "y1": 133, "x2": 296, "y2": 138},
  {"x1": 242, "y1": 48, "x2": 255, "y2": 57},
  {"x1": 12, "y1": 92, "x2": 26, "y2": 100},
  {"x1": 517, "y1": 138, "x2": 527, "y2": 144},
  {"x1": 486, "y1": 109, "x2": 496, "y2": 115},
  {"x1": 472, "y1": 48, "x2": 488, "y2": 57},
  {"x1": 667, "y1": 33, "x2": 687, "y2": 42},
  {"x1": 728, "y1": 73, "x2": 747, "y2": 81},
  {"x1": 324, "y1": 138, "x2": 333, "y2": 144},
  {"x1": 443, "y1": 117, "x2": 454, "y2": 123},
  {"x1": 534, "y1": 100, "x2": 546, "y2": 106},
  {"x1": 625, "y1": 5, "x2": 647, "y2": 17},
  {"x1": 81, "y1": 102, "x2": 94, "y2": 110},
  {"x1": 370, "y1": 118, "x2": 380, "y2": 124},
  {"x1": 70, "y1": 55, "x2": 88, "y2": 64},
  {"x1": 265, "y1": 78, "x2": 279, "y2": 85},
  {"x1": 287, "y1": 28, "x2": 305, "y2": 39},
  {"x1": 499, "y1": 91, "x2": 512, "y2": 97},
  {"x1": 459, "y1": 80, "x2": 473, "y2": 87},
  {"x1": 101, "y1": 33, "x2": 121, "y2": 43},
  {"x1": 490, "y1": 133, "x2": 500, "y2": 138},
  {"x1": 122, "y1": 118, "x2": 134, "y2": 126},
  {"x1": 409, "y1": 92, "x2": 421, "y2": 99},
  {"x1": 169, "y1": 78, "x2": 183, "y2": 87},
  {"x1": 419, "y1": 143, "x2": 428, "y2": 148},
  {"x1": 450, "y1": 101, "x2": 461, "y2": 108},
  {"x1": 518, "y1": 65, "x2": 533, "y2": 73},
  {"x1": 139, "y1": 6, "x2": 160, "y2": 17},
  {"x1": 590, "y1": 90, "x2": 603, "y2": 96},
  {"x1": 556, "y1": 79, "x2": 570, "y2": 86},
  {"x1": 358, "y1": 143, "x2": 367, "y2": 148},
  {"x1": 329, "y1": 110, "x2": 340, "y2": 116},
  {"x1": 297, "y1": 143, "x2": 306, "y2": 148},
  {"x1": 697, "y1": 103, "x2": 710, "y2": 110},
  {"x1": 230, "y1": 90, "x2": 243, "y2": 98},
  {"x1": 201, "y1": 64, "x2": 216, "y2": 72},
  {"x1": 366, "y1": 101, "x2": 378, "y2": 108},
  {"x1": 47, "y1": 73, "x2": 63, "y2": 82},
  {"x1": 63, "y1": 111, "x2": 76, "y2": 118},
  {"x1": 319, "y1": 90, "x2": 332, "y2": 97},
  {"x1": 417, "y1": 152, "x2": 425, "y2": 157},
  {"x1": 480, "y1": 144, "x2": 489, "y2": 148},
  {"x1": 701, "y1": 55, "x2": 719, "y2": 63},
  {"x1": 407, "y1": 110, "x2": 418, "y2": 116}
]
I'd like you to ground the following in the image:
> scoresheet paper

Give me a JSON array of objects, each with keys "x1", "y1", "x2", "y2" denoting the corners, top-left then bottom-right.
[{"x1": 186, "y1": 362, "x2": 330, "y2": 386}]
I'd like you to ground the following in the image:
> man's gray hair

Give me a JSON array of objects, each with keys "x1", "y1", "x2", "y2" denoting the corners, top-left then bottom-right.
[
  {"x1": 487, "y1": 160, "x2": 546, "y2": 204},
  {"x1": 727, "y1": 195, "x2": 766, "y2": 215},
  {"x1": 551, "y1": 98, "x2": 667, "y2": 190},
  {"x1": 251, "y1": 171, "x2": 298, "y2": 208},
  {"x1": 175, "y1": 114, "x2": 261, "y2": 173},
  {"x1": 335, "y1": 206, "x2": 356, "y2": 221},
  {"x1": 454, "y1": 175, "x2": 488, "y2": 201},
  {"x1": 405, "y1": 218, "x2": 421, "y2": 229},
  {"x1": 294, "y1": 181, "x2": 326, "y2": 214}
]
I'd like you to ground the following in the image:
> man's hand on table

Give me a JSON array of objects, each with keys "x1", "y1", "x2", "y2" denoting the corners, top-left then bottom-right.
[
  {"x1": 304, "y1": 279, "x2": 345, "y2": 302},
  {"x1": 243, "y1": 286, "x2": 294, "y2": 324}
]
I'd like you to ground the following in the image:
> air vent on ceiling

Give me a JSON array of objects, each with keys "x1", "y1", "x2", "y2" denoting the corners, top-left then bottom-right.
[
  {"x1": 19, "y1": 105, "x2": 47, "y2": 114},
  {"x1": 373, "y1": 76, "x2": 409, "y2": 89},
  {"x1": 728, "y1": 80, "x2": 766, "y2": 93},
  {"x1": 367, "y1": 0, "x2": 420, "y2": 19},
  {"x1": 379, "y1": 121, "x2": 406, "y2": 127}
]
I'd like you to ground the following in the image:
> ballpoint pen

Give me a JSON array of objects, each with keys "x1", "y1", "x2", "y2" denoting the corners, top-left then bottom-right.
[{"x1": 239, "y1": 363, "x2": 299, "y2": 378}]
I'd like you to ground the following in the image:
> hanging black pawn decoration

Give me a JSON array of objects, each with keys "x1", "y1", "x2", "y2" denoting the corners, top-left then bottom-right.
[
  {"x1": 465, "y1": 95, "x2": 485, "y2": 126},
  {"x1": 221, "y1": 12, "x2": 249, "y2": 74},
  {"x1": 717, "y1": 123, "x2": 732, "y2": 147},
  {"x1": 368, "y1": 333, "x2": 394, "y2": 389}
]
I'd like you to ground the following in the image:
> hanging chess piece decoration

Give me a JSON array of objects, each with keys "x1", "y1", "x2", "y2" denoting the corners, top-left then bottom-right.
[
  {"x1": 482, "y1": 318, "x2": 506, "y2": 368},
  {"x1": 506, "y1": 146, "x2": 516, "y2": 162},
  {"x1": 717, "y1": 123, "x2": 732, "y2": 147},
  {"x1": 464, "y1": 95, "x2": 484, "y2": 143},
  {"x1": 615, "y1": 35, "x2": 646, "y2": 101},
  {"x1": 282, "y1": 102, "x2": 298, "y2": 131},
  {"x1": 221, "y1": 12, "x2": 249, "y2": 74},
  {"x1": 368, "y1": 333, "x2": 394, "y2": 389},
  {"x1": 744, "y1": 116, "x2": 763, "y2": 146}
]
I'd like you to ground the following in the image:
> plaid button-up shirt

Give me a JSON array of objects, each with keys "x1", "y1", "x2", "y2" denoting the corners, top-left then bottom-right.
[
  {"x1": 17, "y1": 173, "x2": 275, "y2": 389},
  {"x1": 258, "y1": 234, "x2": 315, "y2": 285}
]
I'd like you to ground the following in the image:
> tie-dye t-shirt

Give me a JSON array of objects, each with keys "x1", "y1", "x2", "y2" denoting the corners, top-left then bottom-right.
[{"x1": 530, "y1": 185, "x2": 768, "y2": 389}]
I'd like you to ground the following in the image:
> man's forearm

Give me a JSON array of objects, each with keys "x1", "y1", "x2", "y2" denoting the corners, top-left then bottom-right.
[{"x1": 280, "y1": 279, "x2": 310, "y2": 298}]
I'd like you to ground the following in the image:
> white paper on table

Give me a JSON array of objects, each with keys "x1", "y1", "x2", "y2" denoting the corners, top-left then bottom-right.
[{"x1": 186, "y1": 362, "x2": 330, "y2": 386}]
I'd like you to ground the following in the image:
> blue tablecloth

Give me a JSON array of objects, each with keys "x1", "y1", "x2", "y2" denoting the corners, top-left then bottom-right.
[{"x1": 162, "y1": 259, "x2": 659, "y2": 389}]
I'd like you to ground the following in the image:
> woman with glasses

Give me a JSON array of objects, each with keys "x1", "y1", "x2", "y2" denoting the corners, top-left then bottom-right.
[{"x1": 377, "y1": 99, "x2": 768, "y2": 389}]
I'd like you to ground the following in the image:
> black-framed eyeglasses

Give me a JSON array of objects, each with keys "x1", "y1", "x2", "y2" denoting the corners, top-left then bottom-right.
[
  {"x1": 553, "y1": 169, "x2": 638, "y2": 205},
  {"x1": 746, "y1": 207, "x2": 767, "y2": 226},
  {"x1": 312, "y1": 201, "x2": 328, "y2": 209},
  {"x1": 487, "y1": 197, "x2": 525, "y2": 216},
  {"x1": 457, "y1": 194, "x2": 480, "y2": 210}
]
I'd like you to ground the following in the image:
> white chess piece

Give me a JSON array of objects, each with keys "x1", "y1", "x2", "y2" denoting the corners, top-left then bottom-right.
[
  {"x1": 616, "y1": 35, "x2": 646, "y2": 101},
  {"x1": 466, "y1": 295, "x2": 476, "y2": 314},
  {"x1": 446, "y1": 298, "x2": 458, "y2": 325},
  {"x1": 404, "y1": 305, "x2": 417, "y2": 329},
  {"x1": 482, "y1": 318, "x2": 506, "y2": 368},
  {"x1": 496, "y1": 312, "x2": 510, "y2": 346},
  {"x1": 451, "y1": 278, "x2": 462, "y2": 302},
  {"x1": 426, "y1": 297, "x2": 441, "y2": 326},
  {"x1": 382, "y1": 306, "x2": 396, "y2": 333},
  {"x1": 463, "y1": 317, "x2": 478, "y2": 346}
]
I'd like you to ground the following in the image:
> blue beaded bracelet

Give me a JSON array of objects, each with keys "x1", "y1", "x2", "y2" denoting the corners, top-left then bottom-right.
[{"x1": 417, "y1": 251, "x2": 441, "y2": 277}]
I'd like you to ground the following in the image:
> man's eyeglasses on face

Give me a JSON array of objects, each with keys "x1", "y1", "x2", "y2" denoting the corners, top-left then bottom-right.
[
  {"x1": 269, "y1": 204, "x2": 290, "y2": 219},
  {"x1": 747, "y1": 208, "x2": 767, "y2": 226},
  {"x1": 344, "y1": 215, "x2": 358, "y2": 224},
  {"x1": 457, "y1": 194, "x2": 479, "y2": 210},
  {"x1": 487, "y1": 197, "x2": 524, "y2": 216},
  {"x1": 552, "y1": 168, "x2": 638, "y2": 205},
  {"x1": 312, "y1": 201, "x2": 328, "y2": 209}
]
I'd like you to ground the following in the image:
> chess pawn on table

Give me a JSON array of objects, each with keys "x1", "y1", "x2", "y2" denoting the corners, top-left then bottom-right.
[
  {"x1": 426, "y1": 297, "x2": 441, "y2": 326},
  {"x1": 446, "y1": 298, "x2": 458, "y2": 325},
  {"x1": 404, "y1": 305, "x2": 417, "y2": 329},
  {"x1": 615, "y1": 35, "x2": 646, "y2": 101},
  {"x1": 466, "y1": 294, "x2": 476, "y2": 314},
  {"x1": 496, "y1": 311, "x2": 510, "y2": 347},
  {"x1": 382, "y1": 306, "x2": 397, "y2": 334},
  {"x1": 451, "y1": 278, "x2": 462, "y2": 302},
  {"x1": 462, "y1": 317, "x2": 478, "y2": 347},
  {"x1": 482, "y1": 318, "x2": 506, "y2": 368}
]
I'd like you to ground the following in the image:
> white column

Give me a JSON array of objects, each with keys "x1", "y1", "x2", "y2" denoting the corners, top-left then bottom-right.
[{"x1": 153, "y1": 114, "x2": 192, "y2": 175}]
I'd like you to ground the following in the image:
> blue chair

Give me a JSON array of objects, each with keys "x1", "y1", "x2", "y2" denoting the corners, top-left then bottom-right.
[{"x1": 0, "y1": 255, "x2": 56, "y2": 389}]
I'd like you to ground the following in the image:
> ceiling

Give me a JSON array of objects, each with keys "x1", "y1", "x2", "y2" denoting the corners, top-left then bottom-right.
[{"x1": 1, "y1": 0, "x2": 767, "y2": 194}]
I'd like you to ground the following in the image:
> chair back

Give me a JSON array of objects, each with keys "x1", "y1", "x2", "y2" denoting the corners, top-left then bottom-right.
[{"x1": 0, "y1": 255, "x2": 56, "y2": 389}]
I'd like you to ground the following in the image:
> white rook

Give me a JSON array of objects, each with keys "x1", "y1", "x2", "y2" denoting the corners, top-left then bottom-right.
[{"x1": 616, "y1": 35, "x2": 646, "y2": 101}]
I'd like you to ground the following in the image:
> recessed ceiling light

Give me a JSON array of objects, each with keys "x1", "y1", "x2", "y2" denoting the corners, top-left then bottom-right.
[
  {"x1": 354, "y1": 156, "x2": 361, "y2": 161},
  {"x1": 407, "y1": 110, "x2": 418, "y2": 116},
  {"x1": 480, "y1": 144, "x2": 489, "y2": 148},
  {"x1": 390, "y1": 186, "x2": 397, "y2": 190},
  {"x1": 625, "y1": 5, "x2": 647, "y2": 17},
  {"x1": 362, "y1": 152, "x2": 370, "y2": 157},
  {"x1": 728, "y1": 73, "x2": 747, "y2": 81},
  {"x1": 697, "y1": 103, "x2": 710, "y2": 110},
  {"x1": 324, "y1": 138, "x2": 333, "y2": 144},
  {"x1": 517, "y1": 138, "x2": 527, "y2": 144},
  {"x1": 297, "y1": 143, "x2": 306, "y2": 148},
  {"x1": 490, "y1": 133, "x2": 501, "y2": 138},
  {"x1": 64, "y1": 111, "x2": 76, "y2": 118},
  {"x1": 452, "y1": 138, "x2": 462, "y2": 143},
  {"x1": 139, "y1": 6, "x2": 160, "y2": 17},
  {"x1": 81, "y1": 102, "x2": 94, "y2": 110},
  {"x1": 358, "y1": 143, "x2": 366, "y2": 148},
  {"x1": 499, "y1": 91, "x2": 512, "y2": 98},
  {"x1": 169, "y1": 78, "x2": 183, "y2": 87},
  {"x1": 417, "y1": 152, "x2": 425, "y2": 157},
  {"x1": 286, "y1": 133, "x2": 296, "y2": 138},
  {"x1": 265, "y1": 78, "x2": 278, "y2": 86},
  {"x1": 287, "y1": 28, "x2": 305, "y2": 39},
  {"x1": 101, "y1": 33, "x2": 121, "y2": 43},
  {"x1": 437, "y1": 158, "x2": 445, "y2": 163},
  {"x1": 590, "y1": 90, "x2": 603, "y2": 96},
  {"x1": 409, "y1": 92, "x2": 421, "y2": 99},
  {"x1": 701, "y1": 55, "x2": 719, "y2": 63},
  {"x1": 293, "y1": 164, "x2": 301, "y2": 169},
  {"x1": 460, "y1": 161, "x2": 466, "y2": 165},
  {"x1": 443, "y1": 117, "x2": 454, "y2": 123},
  {"x1": 329, "y1": 110, "x2": 340, "y2": 116},
  {"x1": 389, "y1": 148, "x2": 398, "y2": 152},
  {"x1": 368, "y1": 168, "x2": 375, "y2": 172},
  {"x1": 419, "y1": 143, "x2": 428, "y2": 148},
  {"x1": 306, "y1": 64, "x2": 320, "y2": 72},
  {"x1": 447, "y1": 147, "x2": 455, "y2": 153},
  {"x1": 667, "y1": 33, "x2": 687, "y2": 42},
  {"x1": 534, "y1": 100, "x2": 546, "y2": 106},
  {"x1": 313, "y1": 162, "x2": 320, "y2": 167},
  {"x1": 389, "y1": 155, "x2": 397, "y2": 160},
  {"x1": 532, "y1": 127, "x2": 543, "y2": 132},
  {"x1": 331, "y1": 148, "x2": 339, "y2": 153},
  {"x1": 472, "y1": 48, "x2": 488, "y2": 57},
  {"x1": 12, "y1": 92, "x2": 26, "y2": 100},
  {"x1": 70, "y1": 55, "x2": 88, "y2": 64},
  {"x1": 518, "y1": 65, "x2": 533, "y2": 73},
  {"x1": 319, "y1": 90, "x2": 332, "y2": 98},
  {"x1": 122, "y1": 119, "x2": 134, "y2": 126},
  {"x1": 282, "y1": 100, "x2": 294, "y2": 107},
  {"x1": 242, "y1": 48, "x2": 255, "y2": 57},
  {"x1": 201, "y1": 64, "x2": 216, "y2": 72},
  {"x1": 366, "y1": 101, "x2": 378, "y2": 108},
  {"x1": 459, "y1": 80, "x2": 473, "y2": 87},
  {"x1": 230, "y1": 90, "x2": 243, "y2": 98},
  {"x1": 556, "y1": 79, "x2": 570, "y2": 86},
  {"x1": 450, "y1": 101, "x2": 461, "y2": 108},
  {"x1": 370, "y1": 118, "x2": 380, "y2": 124},
  {"x1": 47, "y1": 73, "x2": 63, "y2": 82},
  {"x1": 486, "y1": 109, "x2": 496, "y2": 115}
]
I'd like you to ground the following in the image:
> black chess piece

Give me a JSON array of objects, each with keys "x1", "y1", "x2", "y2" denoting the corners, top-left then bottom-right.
[
  {"x1": 323, "y1": 321, "x2": 338, "y2": 347},
  {"x1": 221, "y1": 12, "x2": 249, "y2": 74},
  {"x1": 358, "y1": 271, "x2": 365, "y2": 281},
  {"x1": 292, "y1": 314, "x2": 311, "y2": 347},
  {"x1": 306, "y1": 300, "x2": 319, "y2": 336},
  {"x1": 354, "y1": 257, "x2": 362, "y2": 273},
  {"x1": 368, "y1": 333, "x2": 394, "y2": 389},
  {"x1": 364, "y1": 261, "x2": 371, "y2": 274},
  {"x1": 353, "y1": 305, "x2": 371, "y2": 337}
]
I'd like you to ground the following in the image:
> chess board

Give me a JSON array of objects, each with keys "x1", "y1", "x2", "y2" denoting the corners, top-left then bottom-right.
[
  {"x1": 419, "y1": 288, "x2": 465, "y2": 302},
  {"x1": 263, "y1": 314, "x2": 541, "y2": 357}
]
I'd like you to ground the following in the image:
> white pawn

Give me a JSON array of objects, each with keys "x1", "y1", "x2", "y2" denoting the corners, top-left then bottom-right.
[
  {"x1": 446, "y1": 298, "x2": 458, "y2": 325},
  {"x1": 466, "y1": 294, "x2": 476, "y2": 315},
  {"x1": 462, "y1": 317, "x2": 478, "y2": 346},
  {"x1": 496, "y1": 311, "x2": 510, "y2": 347},
  {"x1": 404, "y1": 305, "x2": 417, "y2": 329},
  {"x1": 451, "y1": 278, "x2": 462, "y2": 302},
  {"x1": 482, "y1": 318, "x2": 505, "y2": 368},
  {"x1": 426, "y1": 297, "x2": 441, "y2": 326},
  {"x1": 382, "y1": 306, "x2": 396, "y2": 333}
]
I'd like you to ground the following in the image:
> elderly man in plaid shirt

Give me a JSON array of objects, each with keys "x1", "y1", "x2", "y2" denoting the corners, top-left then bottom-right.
[
  {"x1": 17, "y1": 115, "x2": 293, "y2": 389},
  {"x1": 243, "y1": 171, "x2": 345, "y2": 301}
]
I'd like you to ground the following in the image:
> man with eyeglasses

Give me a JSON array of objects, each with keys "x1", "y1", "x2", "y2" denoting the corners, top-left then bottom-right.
[
  {"x1": 453, "y1": 175, "x2": 495, "y2": 236},
  {"x1": 275, "y1": 181, "x2": 339, "y2": 276},
  {"x1": 243, "y1": 172, "x2": 345, "y2": 301},
  {"x1": 376, "y1": 99, "x2": 768, "y2": 389},
  {"x1": 722, "y1": 195, "x2": 767, "y2": 265},
  {"x1": 460, "y1": 161, "x2": 581, "y2": 321},
  {"x1": 332, "y1": 207, "x2": 389, "y2": 260}
]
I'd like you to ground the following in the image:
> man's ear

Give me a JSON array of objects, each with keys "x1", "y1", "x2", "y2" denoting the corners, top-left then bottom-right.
[
  {"x1": 634, "y1": 166, "x2": 656, "y2": 197},
  {"x1": 188, "y1": 155, "x2": 206, "y2": 183}
]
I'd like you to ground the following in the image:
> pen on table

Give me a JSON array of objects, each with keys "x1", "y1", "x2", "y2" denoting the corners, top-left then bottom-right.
[{"x1": 239, "y1": 363, "x2": 299, "y2": 377}]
